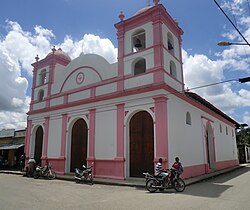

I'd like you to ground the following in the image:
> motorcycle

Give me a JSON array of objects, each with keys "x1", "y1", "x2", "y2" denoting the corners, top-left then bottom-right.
[
  {"x1": 143, "y1": 168, "x2": 185, "y2": 193},
  {"x1": 74, "y1": 164, "x2": 93, "y2": 185},
  {"x1": 33, "y1": 162, "x2": 56, "y2": 180}
]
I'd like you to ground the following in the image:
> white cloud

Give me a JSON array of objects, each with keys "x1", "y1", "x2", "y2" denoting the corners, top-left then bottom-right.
[
  {"x1": 0, "y1": 21, "x2": 118, "y2": 130},
  {"x1": 182, "y1": 49, "x2": 250, "y2": 115},
  {"x1": 60, "y1": 34, "x2": 117, "y2": 63},
  {"x1": 243, "y1": 112, "x2": 250, "y2": 126}
]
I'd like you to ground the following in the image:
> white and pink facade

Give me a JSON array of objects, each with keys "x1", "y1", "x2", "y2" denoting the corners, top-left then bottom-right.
[{"x1": 25, "y1": 1, "x2": 239, "y2": 180}]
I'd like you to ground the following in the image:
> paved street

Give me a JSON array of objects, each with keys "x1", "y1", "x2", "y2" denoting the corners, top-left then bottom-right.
[{"x1": 1, "y1": 165, "x2": 250, "y2": 210}]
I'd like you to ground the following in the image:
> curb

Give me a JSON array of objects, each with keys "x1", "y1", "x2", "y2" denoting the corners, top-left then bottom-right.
[{"x1": 0, "y1": 164, "x2": 247, "y2": 188}]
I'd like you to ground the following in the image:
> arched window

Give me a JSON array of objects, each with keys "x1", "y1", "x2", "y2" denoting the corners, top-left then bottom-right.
[
  {"x1": 38, "y1": 89, "x2": 44, "y2": 102},
  {"x1": 134, "y1": 58, "x2": 146, "y2": 75},
  {"x1": 132, "y1": 29, "x2": 146, "y2": 53},
  {"x1": 40, "y1": 69, "x2": 47, "y2": 85},
  {"x1": 186, "y1": 112, "x2": 191, "y2": 125},
  {"x1": 167, "y1": 32, "x2": 174, "y2": 53},
  {"x1": 170, "y1": 61, "x2": 177, "y2": 79}
]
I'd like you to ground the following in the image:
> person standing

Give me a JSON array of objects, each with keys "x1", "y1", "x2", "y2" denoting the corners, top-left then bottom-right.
[
  {"x1": 171, "y1": 157, "x2": 183, "y2": 178},
  {"x1": 20, "y1": 153, "x2": 26, "y2": 172}
]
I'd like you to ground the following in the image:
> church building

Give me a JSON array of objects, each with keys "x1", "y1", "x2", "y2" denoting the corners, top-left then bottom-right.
[{"x1": 25, "y1": 0, "x2": 239, "y2": 180}]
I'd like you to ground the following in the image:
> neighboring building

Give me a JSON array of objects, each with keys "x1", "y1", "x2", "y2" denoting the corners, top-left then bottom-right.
[
  {"x1": 25, "y1": 1, "x2": 239, "y2": 179},
  {"x1": 0, "y1": 129, "x2": 25, "y2": 168}
]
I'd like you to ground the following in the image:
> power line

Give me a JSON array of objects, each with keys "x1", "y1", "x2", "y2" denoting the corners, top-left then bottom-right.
[
  {"x1": 213, "y1": 0, "x2": 250, "y2": 46},
  {"x1": 187, "y1": 78, "x2": 237, "y2": 91},
  {"x1": 2, "y1": 76, "x2": 249, "y2": 127}
]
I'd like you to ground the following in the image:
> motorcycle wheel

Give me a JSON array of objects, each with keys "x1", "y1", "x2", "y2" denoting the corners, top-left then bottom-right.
[
  {"x1": 47, "y1": 171, "x2": 56, "y2": 180},
  {"x1": 146, "y1": 179, "x2": 158, "y2": 193},
  {"x1": 33, "y1": 171, "x2": 39, "y2": 179},
  {"x1": 89, "y1": 174, "x2": 94, "y2": 185},
  {"x1": 173, "y1": 178, "x2": 185, "y2": 192}
]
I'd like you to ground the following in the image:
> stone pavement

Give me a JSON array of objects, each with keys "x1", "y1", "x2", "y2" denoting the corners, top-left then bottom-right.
[{"x1": 0, "y1": 164, "x2": 247, "y2": 188}]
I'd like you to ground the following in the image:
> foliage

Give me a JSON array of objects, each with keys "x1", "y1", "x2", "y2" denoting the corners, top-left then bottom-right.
[{"x1": 238, "y1": 127, "x2": 250, "y2": 145}]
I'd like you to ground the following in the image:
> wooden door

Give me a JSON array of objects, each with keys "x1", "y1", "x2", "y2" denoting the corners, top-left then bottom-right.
[
  {"x1": 34, "y1": 126, "x2": 43, "y2": 166},
  {"x1": 70, "y1": 119, "x2": 88, "y2": 172},
  {"x1": 129, "y1": 111, "x2": 154, "y2": 177}
]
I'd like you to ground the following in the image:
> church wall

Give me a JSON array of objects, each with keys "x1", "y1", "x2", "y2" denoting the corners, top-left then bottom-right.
[
  {"x1": 96, "y1": 83, "x2": 117, "y2": 96},
  {"x1": 168, "y1": 96, "x2": 205, "y2": 167},
  {"x1": 162, "y1": 24, "x2": 181, "y2": 60},
  {"x1": 124, "y1": 73, "x2": 154, "y2": 89},
  {"x1": 163, "y1": 72, "x2": 183, "y2": 92},
  {"x1": 50, "y1": 96, "x2": 64, "y2": 107},
  {"x1": 124, "y1": 22, "x2": 153, "y2": 55},
  {"x1": 124, "y1": 48, "x2": 154, "y2": 76},
  {"x1": 47, "y1": 117, "x2": 62, "y2": 158},
  {"x1": 68, "y1": 89, "x2": 90, "y2": 102},
  {"x1": 51, "y1": 63, "x2": 68, "y2": 95},
  {"x1": 95, "y1": 108, "x2": 117, "y2": 159}
]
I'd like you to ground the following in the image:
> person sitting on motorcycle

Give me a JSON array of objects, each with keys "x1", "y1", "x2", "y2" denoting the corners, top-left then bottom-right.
[
  {"x1": 155, "y1": 158, "x2": 168, "y2": 184},
  {"x1": 171, "y1": 157, "x2": 183, "y2": 179}
]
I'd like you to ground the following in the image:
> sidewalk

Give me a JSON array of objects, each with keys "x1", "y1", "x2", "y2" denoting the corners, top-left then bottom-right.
[{"x1": 0, "y1": 164, "x2": 247, "y2": 188}]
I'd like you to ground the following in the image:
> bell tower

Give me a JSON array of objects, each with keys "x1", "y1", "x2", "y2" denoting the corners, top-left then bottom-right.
[{"x1": 115, "y1": 0, "x2": 184, "y2": 92}]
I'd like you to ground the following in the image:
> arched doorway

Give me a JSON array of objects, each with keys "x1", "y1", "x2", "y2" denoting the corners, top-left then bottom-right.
[
  {"x1": 70, "y1": 119, "x2": 88, "y2": 172},
  {"x1": 206, "y1": 123, "x2": 215, "y2": 171},
  {"x1": 129, "y1": 111, "x2": 154, "y2": 177},
  {"x1": 34, "y1": 126, "x2": 43, "y2": 165}
]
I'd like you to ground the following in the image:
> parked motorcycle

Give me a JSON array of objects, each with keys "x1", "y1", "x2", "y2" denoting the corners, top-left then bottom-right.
[
  {"x1": 33, "y1": 162, "x2": 56, "y2": 180},
  {"x1": 74, "y1": 164, "x2": 93, "y2": 185},
  {"x1": 143, "y1": 169, "x2": 185, "y2": 193}
]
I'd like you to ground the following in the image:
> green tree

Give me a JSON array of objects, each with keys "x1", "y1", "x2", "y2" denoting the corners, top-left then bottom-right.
[{"x1": 238, "y1": 127, "x2": 250, "y2": 144}]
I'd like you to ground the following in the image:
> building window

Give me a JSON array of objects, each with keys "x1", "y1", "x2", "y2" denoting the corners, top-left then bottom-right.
[
  {"x1": 232, "y1": 129, "x2": 234, "y2": 137},
  {"x1": 134, "y1": 58, "x2": 146, "y2": 75},
  {"x1": 167, "y1": 32, "x2": 174, "y2": 52},
  {"x1": 40, "y1": 69, "x2": 47, "y2": 85},
  {"x1": 38, "y1": 89, "x2": 44, "y2": 102},
  {"x1": 170, "y1": 61, "x2": 177, "y2": 79},
  {"x1": 220, "y1": 124, "x2": 222, "y2": 133},
  {"x1": 132, "y1": 29, "x2": 146, "y2": 53},
  {"x1": 226, "y1": 126, "x2": 228, "y2": 135},
  {"x1": 186, "y1": 112, "x2": 191, "y2": 125}
]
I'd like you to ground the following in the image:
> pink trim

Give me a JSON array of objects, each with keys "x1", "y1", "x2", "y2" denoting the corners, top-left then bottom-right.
[
  {"x1": 116, "y1": 24, "x2": 125, "y2": 91},
  {"x1": 88, "y1": 109, "x2": 96, "y2": 159},
  {"x1": 29, "y1": 83, "x2": 236, "y2": 128},
  {"x1": 116, "y1": 104, "x2": 125, "y2": 166},
  {"x1": 42, "y1": 117, "x2": 49, "y2": 157},
  {"x1": 25, "y1": 120, "x2": 32, "y2": 155},
  {"x1": 204, "y1": 121, "x2": 216, "y2": 173},
  {"x1": 153, "y1": 19, "x2": 164, "y2": 68},
  {"x1": 115, "y1": 5, "x2": 183, "y2": 38},
  {"x1": 59, "y1": 66, "x2": 103, "y2": 93},
  {"x1": 154, "y1": 95, "x2": 168, "y2": 166},
  {"x1": 215, "y1": 159, "x2": 239, "y2": 170},
  {"x1": 201, "y1": 115, "x2": 214, "y2": 123},
  {"x1": 41, "y1": 157, "x2": 66, "y2": 174},
  {"x1": 94, "y1": 159, "x2": 125, "y2": 180},
  {"x1": 182, "y1": 159, "x2": 239, "y2": 179},
  {"x1": 60, "y1": 114, "x2": 67, "y2": 158},
  {"x1": 31, "y1": 53, "x2": 70, "y2": 69}
]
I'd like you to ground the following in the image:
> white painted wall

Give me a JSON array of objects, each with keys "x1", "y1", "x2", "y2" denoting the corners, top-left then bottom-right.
[
  {"x1": 96, "y1": 83, "x2": 117, "y2": 96},
  {"x1": 95, "y1": 108, "x2": 117, "y2": 159},
  {"x1": 68, "y1": 90, "x2": 90, "y2": 103},
  {"x1": 124, "y1": 22, "x2": 153, "y2": 55},
  {"x1": 124, "y1": 73, "x2": 153, "y2": 89},
  {"x1": 47, "y1": 117, "x2": 62, "y2": 157}
]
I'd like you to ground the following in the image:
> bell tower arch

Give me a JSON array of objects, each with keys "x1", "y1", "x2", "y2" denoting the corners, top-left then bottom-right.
[{"x1": 115, "y1": 0, "x2": 184, "y2": 92}]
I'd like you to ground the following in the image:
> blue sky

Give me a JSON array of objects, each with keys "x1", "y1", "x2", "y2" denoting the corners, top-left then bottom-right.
[{"x1": 0, "y1": 0, "x2": 250, "y2": 130}]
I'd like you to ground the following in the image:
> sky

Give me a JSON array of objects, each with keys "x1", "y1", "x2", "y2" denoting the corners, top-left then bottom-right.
[{"x1": 0, "y1": 0, "x2": 250, "y2": 130}]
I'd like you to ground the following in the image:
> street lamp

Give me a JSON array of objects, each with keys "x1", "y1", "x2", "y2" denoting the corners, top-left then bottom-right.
[{"x1": 217, "y1": 41, "x2": 250, "y2": 46}]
